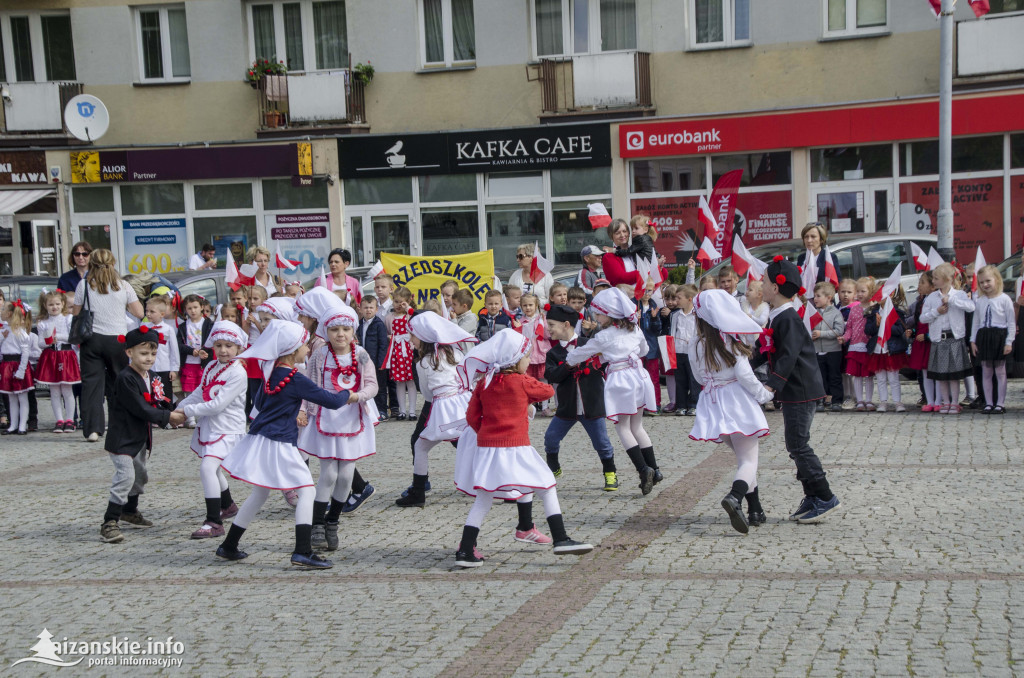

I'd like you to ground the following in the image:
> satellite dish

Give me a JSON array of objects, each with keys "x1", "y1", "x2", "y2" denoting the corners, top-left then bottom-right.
[{"x1": 64, "y1": 94, "x2": 110, "y2": 142}]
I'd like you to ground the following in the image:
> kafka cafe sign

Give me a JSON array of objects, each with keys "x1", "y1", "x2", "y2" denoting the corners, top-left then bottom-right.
[{"x1": 337, "y1": 123, "x2": 611, "y2": 179}]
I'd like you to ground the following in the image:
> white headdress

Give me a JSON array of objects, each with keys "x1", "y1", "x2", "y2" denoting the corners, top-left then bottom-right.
[
  {"x1": 294, "y1": 286, "x2": 347, "y2": 338},
  {"x1": 239, "y1": 319, "x2": 309, "y2": 383},
  {"x1": 410, "y1": 310, "x2": 477, "y2": 351},
  {"x1": 323, "y1": 302, "x2": 358, "y2": 329},
  {"x1": 204, "y1": 320, "x2": 247, "y2": 348},
  {"x1": 590, "y1": 287, "x2": 638, "y2": 325},
  {"x1": 456, "y1": 327, "x2": 530, "y2": 389},
  {"x1": 693, "y1": 289, "x2": 763, "y2": 336},
  {"x1": 255, "y1": 296, "x2": 298, "y2": 324}
]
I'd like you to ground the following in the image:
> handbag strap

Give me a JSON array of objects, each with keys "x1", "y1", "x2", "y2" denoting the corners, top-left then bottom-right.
[{"x1": 81, "y1": 272, "x2": 91, "y2": 311}]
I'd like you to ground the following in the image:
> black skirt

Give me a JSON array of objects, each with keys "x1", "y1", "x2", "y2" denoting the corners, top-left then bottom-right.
[{"x1": 975, "y1": 327, "x2": 1009, "y2": 363}]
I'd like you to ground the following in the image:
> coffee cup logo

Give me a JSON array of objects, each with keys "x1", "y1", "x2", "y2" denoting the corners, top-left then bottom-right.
[{"x1": 384, "y1": 140, "x2": 406, "y2": 169}]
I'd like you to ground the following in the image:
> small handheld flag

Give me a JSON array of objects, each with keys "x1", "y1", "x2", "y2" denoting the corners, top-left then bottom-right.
[
  {"x1": 927, "y1": 246, "x2": 944, "y2": 271},
  {"x1": 695, "y1": 236, "x2": 721, "y2": 269},
  {"x1": 910, "y1": 242, "x2": 930, "y2": 271},
  {"x1": 587, "y1": 203, "x2": 612, "y2": 230},
  {"x1": 871, "y1": 263, "x2": 903, "y2": 302},
  {"x1": 274, "y1": 245, "x2": 300, "y2": 272},
  {"x1": 697, "y1": 195, "x2": 719, "y2": 243},
  {"x1": 529, "y1": 242, "x2": 554, "y2": 284}
]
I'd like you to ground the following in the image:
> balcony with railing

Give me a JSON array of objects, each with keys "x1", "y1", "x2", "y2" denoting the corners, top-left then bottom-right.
[
  {"x1": 255, "y1": 64, "x2": 367, "y2": 138},
  {"x1": 0, "y1": 81, "x2": 84, "y2": 145},
  {"x1": 956, "y1": 13, "x2": 1024, "y2": 83},
  {"x1": 531, "y1": 51, "x2": 654, "y2": 121}
]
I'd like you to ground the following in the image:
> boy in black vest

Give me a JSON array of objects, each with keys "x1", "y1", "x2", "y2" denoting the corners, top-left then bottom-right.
[
  {"x1": 543, "y1": 304, "x2": 618, "y2": 491},
  {"x1": 100, "y1": 327, "x2": 184, "y2": 543},
  {"x1": 751, "y1": 257, "x2": 841, "y2": 524}
]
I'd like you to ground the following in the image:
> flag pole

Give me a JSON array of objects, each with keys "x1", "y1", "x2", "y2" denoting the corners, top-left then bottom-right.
[{"x1": 937, "y1": 0, "x2": 955, "y2": 262}]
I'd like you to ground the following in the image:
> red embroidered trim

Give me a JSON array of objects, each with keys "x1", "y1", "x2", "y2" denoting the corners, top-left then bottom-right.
[{"x1": 316, "y1": 344, "x2": 364, "y2": 438}]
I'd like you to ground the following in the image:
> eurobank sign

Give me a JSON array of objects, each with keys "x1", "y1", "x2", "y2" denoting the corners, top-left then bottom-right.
[{"x1": 618, "y1": 91, "x2": 1024, "y2": 158}]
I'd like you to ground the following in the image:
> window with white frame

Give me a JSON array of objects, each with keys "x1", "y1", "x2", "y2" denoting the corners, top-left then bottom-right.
[
  {"x1": 420, "y1": 0, "x2": 475, "y2": 67},
  {"x1": 248, "y1": 1, "x2": 348, "y2": 72},
  {"x1": 823, "y1": 0, "x2": 887, "y2": 37},
  {"x1": 135, "y1": 6, "x2": 190, "y2": 82},
  {"x1": 989, "y1": 0, "x2": 1024, "y2": 14},
  {"x1": 532, "y1": 0, "x2": 636, "y2": 59},
  {"x1": 690, "y1": 0, "x2": 749, "y2": 48},
  {"x1": 0, "y1": 11, "x2": 76, "y2": 82}
]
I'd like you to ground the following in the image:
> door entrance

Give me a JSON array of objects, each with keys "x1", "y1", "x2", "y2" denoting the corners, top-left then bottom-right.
[{"x1": 813, "y1": 184, "x2": 894, "y2": 234}]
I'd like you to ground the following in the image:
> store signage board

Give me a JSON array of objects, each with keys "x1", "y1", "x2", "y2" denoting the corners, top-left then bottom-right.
[
  {"x1": 0, "y1": 151, "x2": 47, "y2": 185},
  {"x1": 122, "y1": 218, "x2": 189, "y2": 274},
  {"x1": 266, "y1": 213, "x2": 331, "y2": 275},
  {"x1": 338, "y1": 123, "x2": 612, "y2": 179}
]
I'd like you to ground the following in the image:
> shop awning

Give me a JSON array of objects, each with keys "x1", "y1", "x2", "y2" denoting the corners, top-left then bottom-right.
[{"x1": 0, "y1": 188, "x2": 55, "y2": 216}]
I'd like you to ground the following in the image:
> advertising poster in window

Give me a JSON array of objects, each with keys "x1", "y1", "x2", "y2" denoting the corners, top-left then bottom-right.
[
  {"x1": 264, "y1": 213, "x2": 330, "y2": 277},
  {"x1": 1010, "y1": 176, "x2": 1024, "y2": 256},
  {"x1": 211, "y1": 234, "x2": 248, "y2": 266},
  {"x1": 733, "y1": 191, "x2": 794, "y2": 247},
  {"x1": 898, "y1": 180, "x2": 1003, "y2": 264},
  {"x1": 122, "y1": 218, "x2": 188, "y2": 274}
]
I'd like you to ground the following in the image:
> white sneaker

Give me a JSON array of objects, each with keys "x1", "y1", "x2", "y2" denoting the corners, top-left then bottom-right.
[
  {"x1": 894, "y1": 403, "x2": 906, "y2": 413},
  {"x1": 876, "y1": 402, "x2": 887, "y2": 413},
  {"x1": 86, "y1": 432, "x2": 99, "y2": 442},
  {"x1": 186, "y1": 416, "x2": 197, "y2": 429}
]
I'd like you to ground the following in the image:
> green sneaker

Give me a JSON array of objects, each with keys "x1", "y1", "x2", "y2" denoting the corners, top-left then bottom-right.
[
  {"x1": 552, "y1": 467, "x2": 563, "y2": 478},
  {"x1": 602, "y1": 471, "x2": 619, "y2": 491}
]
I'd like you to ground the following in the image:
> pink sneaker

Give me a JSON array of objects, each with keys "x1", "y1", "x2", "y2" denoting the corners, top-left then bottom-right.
[
  {"x1": 514, "y1": 526, "x2": 553, "y2": 545},
  {"x1": 473, "y1": 546, "x2": 485, "y2": 560},
  {"x1": 190, "y1": 521, "x2": 225, "y2": 539},
  {"x1": 283, "y1": 490, "x2": 299, "y2": 507},
  {"x1": 921, "y1": 404, "x2": 934, "y2": 412}
]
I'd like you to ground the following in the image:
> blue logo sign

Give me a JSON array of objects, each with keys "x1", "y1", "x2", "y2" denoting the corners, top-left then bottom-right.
[{"x1": 76, "y1": 102, "x2": 96, "y2": 118}]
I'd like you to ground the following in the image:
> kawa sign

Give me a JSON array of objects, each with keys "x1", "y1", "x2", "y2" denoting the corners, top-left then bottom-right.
[{"x1": 0, "y1": 152, "x2": 47, "y2": 185}]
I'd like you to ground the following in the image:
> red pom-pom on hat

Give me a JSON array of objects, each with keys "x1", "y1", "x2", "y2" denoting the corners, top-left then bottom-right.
[
  {"x1": 775, "y1": 274, "x2": 787, "y2": 285},
  {"x1": 543, "y1": 303, "x2": 551, "y2": 312},
  {"x1": 117, "y1": 335, "x2": 126, "y2": 343},
  {"x1": 139, "y1": 325, "x2": 149, "y2": 334},
  {"x1": 773, "y1": 255, "x2": 785, "y2": 262},
  {"x1": 799, "y1": 287, "x2": 807, "y2": 296},
  {"x1": 583, "y1": 367, "x2": 591, "y2": 375}
]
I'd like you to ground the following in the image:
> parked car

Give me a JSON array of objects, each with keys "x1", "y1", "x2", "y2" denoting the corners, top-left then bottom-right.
[
  {"x1": 0, "y1": 275, "x2": 61, "y2": 317},
  {"x1": 995, "y1": 250, "x2": 1023, "y2": 297},
  {"x1": 161, "y1": 270, "x2": 231, "y2": 309},
  {"x1": 702, "y1": 233, "x2": 939, "y2": 304}
]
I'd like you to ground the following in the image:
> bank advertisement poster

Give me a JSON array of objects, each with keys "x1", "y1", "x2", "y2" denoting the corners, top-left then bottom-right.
[
  {"x1": 898, "y1": 179, "x2": 1004, "y2": 264},
  {"x1": 630, "y1": 190, "x2": 793, "y2": 266},
  {"x1": 1011, "y1": 177, "x2": 1024, "y2": 255},
  {"x1": 265, "y1": 213, "x2": 331, "y2": 276},
  {"x1": 122, "y1": 218, "x2": 188, "y2": 274}
]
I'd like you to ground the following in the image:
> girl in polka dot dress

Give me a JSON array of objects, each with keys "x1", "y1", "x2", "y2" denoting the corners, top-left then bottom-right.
[{"x1": 385, "y1": 287, "x2": 417, "y2": 420}]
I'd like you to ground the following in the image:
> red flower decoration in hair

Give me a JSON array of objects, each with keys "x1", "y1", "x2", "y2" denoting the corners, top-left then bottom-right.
[
  {"x1": 775, "y1": 274, "x2": 787, "y2": 285},
  {"x1": 773, "y1": 255, "x2": 784, "y2": 263}
]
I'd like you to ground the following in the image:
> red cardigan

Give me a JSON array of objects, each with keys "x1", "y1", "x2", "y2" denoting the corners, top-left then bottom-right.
[
  {"x1": 602, "y1": 253, "x2": 667, "y2": 288},
  {"x1": 467, "y1": 372, "x2": 555, "y2": 447}
]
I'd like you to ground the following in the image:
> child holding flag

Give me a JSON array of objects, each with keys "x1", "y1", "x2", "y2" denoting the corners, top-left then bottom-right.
[{"x1": 865, "y1": 285, "x2": 909, "y2": 412}]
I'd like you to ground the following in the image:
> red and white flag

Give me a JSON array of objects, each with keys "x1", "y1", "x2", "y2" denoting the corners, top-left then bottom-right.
[
  {"x1": 658, "y1": 335, "x2": 677, "y2": 372},
  {"x1": 347, "y1": 277, "x2": 362, "y2": 306},
  {"x1": 969, "y1": 0, "x2": 991, "y2": 17},
  {"x1": 225, "y1": 249, "x2": 255, "y2": 291},
  {"x1": 927, "y1": 0, "x2": 941, "y2": 17},
  {"x1": 822, "y1": 245, "x2": 840, "y2": 287},
  {"x1": 800, "y1": 250, "x2": 818, "y2": 295},
  {"x1": 319, "y1": 266, "x2": 329, "y2": 290},
  {"x1": 365, "y1": 260, "x2": 385, "y2": 281},
  {"x1": 695, "y1": 236, "x2": 721, "y2": 269},
  {"x1": 274, "y1": 245, "x2": 300, "y2": 272},
  {"x1": 874, "y1": 297, "x2": 899, "y2": 354},
  {"x1": 709, "y1": 169, "x2": 743, "y2": 258},
  {"x1": 697, "y1": 195, "x2": 719, "y2": 244},
  {"x1": 972, "y1": 246, "x2": 987, "y2": 294},
  {"x1": 910, "y1": 242, "x2": 930, "y2": 271},
  {"x1": 797, "y1": 301, "x2": 823, "y2": 337},
  {"x1": 587, "y1": 203, "x2": 612, "y2": 230},
  {"x1": 731, "y1": 235, "x2": 753, "y2": 277},
  {"x1": 927, "y1": 246, "x2": 945, "y2": 271},
  {"x1": 871, "y1": 263, "x2": 903, "y2": 302},
  {"x1": 530, "y1": 242, "x2": 554, "y2": 284}
]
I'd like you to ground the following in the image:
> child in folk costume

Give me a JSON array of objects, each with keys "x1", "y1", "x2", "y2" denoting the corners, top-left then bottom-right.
[
  {"x1": 970, "y1": 264, "x2": 1015, "y2": 413},
  {"x1": 141, "y1": 295, "x2": 179, "y2": 408},
  {"x1": 35, "y1": 289, "x2": 80, "y2": 433},
  {"x1": 297, "y1": 304, "x2": 379, "y2": 552},
  {"x1": 520, "y1": 294, "x2": 553, "y2": 415},
  {"x1": 566, "y1": 287, "x2": 662, "y2": 496},
  {"x1": 216, "y1": 320, "x2": 357, "y2": 569},
  {"x1": 920, "y1": 263, "x2": 976, "y2": 414},
  {"x1": 385, "y1": 287, "x2": 418, "y2": 420},
  {"x1": 176, "y1": 294, "x2": 213, "y2": 427},
  {"x1": 687, "y1": 290, "x2": 774, "y2": 534},
  {"x1": 0, "y1": 300, "x2": 34, "y2": 435},
  {"x1": 173, "y1": 321, "x2": 248, "y2": 539},
  {"x1": 395, "y1": 310, "x2": 476, "y2": 507},
  {"x1": 453, "y1": 328, "x2": 593, "y2": 567}
]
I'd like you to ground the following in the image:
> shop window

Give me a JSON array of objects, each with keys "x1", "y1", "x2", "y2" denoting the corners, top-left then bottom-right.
[
  {"x1": 860, "y1": 240, "x2": 905, "y2": 279},
  {"x1": 177, "y1": 276, "x2": 221, "y2": 307},
  {"x1": 817, "y1": 191, "x2": 864, "y2": 233},
  {"x1": 553, "y1": 201, "x2": 611, "y2": 265},
  {"x1": 487, "y1": 172, "x2": 543, "y2": 198},
  {"x1": 420, "y1": 0, "x2": 475, "y2": 68},
  {"x1": 262, "y1": 177, "x2": 329, "y2": 210},
  {"x1": 690, "y1": 0, "x2": 749, "y2": 48},
  {"x1": 1012, "y1": 134, "x2": 1024, "y2": 169},
  {"x1": 899, "y1": 136, "x2": 1003, "y2": 176},
  {"x1": 824, "y1": 0, "x2": 886, "y2": 37},
  {"x1": 532, "y1": 0, "x2": 636, "y2": 59},
  {"x1": 712, "y1": 152, "x2": 791, "y2": 186},
  {"x1": 1, "y1": 12, "x2": 76, "y2": 82},
  {"x1": 421, "y1": 207, "x2": 479, "y2": 256},
  {"x1": 990, "y1": 0, "x2": 1024, "y2": 13},
  {"x1": 811, "y1": 144, "x2": 891, "y2": 182},
  {"x1": 486, "y1": 203, "x2": 544, "y2": 271},
  {"x1": 77, "y1": 224, "x2": 112, "y2": 252},
  {"x1": 194, "y1": 183, "x2": 254, "y2": 211},
  {"x1": 135, "y1": 6, "x2": 190, "y2": 82},
  {"x1": 631, "y1": 158, "x2": 706, "y2": 193},
  {"x1": 248, "y1": 0, "x2": 347, "y2": 71},
  {"x1": 120, "y1": 183, "x2": 185, "y2": 215},
  {"x1": 343, "y1": 177, "x2": 412, "y2": 205},
  {"x1": 418, "y1": 174, "x2": 476, "y2": 202},
  {"x1": 550, "y1": 166, "x2": 611, "y2": 197},
  {"x1": 72, "y1": 186, "x2": 114, "y2": 213},
  {"x1": 193, "y1": 216, "x2": 259, "y2": 267}
]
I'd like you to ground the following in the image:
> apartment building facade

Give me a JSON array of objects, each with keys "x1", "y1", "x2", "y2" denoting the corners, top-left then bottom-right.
[{"x1": 0, "y1": 0, "x2": 1021, "y2": 277}]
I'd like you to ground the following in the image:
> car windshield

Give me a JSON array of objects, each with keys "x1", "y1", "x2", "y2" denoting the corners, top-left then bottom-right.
[
  {"x1": 18, "y1": 284, "x2": 53, "y2": 317},
  {"x1": 996, "y1": 250, "x2": 1023, "y2": 295}
]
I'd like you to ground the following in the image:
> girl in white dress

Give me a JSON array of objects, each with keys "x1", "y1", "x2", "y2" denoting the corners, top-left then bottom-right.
[
  {"x1": 34, "y1": 290, "x2": 80, "y2": 432},
  {"x1": 297, "y1": 303, "x2": 378, "y2": 552},
  {"x1": 687, "y1": 289, "x2": 774, "y2": 534},
  {"x1": 565, "y1": 287, "x2": 661, "y2": 496},
  {"x1": 174, "y1": 321, "x2": 248, "y2": 539},
  {"x1": 395, "y1": 311, "x2": 476, "y2": 508}
]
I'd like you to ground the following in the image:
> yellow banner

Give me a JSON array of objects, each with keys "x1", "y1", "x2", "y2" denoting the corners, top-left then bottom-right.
[{"x1": 382, "y1": 250, "x2": 495, "y2": 312}]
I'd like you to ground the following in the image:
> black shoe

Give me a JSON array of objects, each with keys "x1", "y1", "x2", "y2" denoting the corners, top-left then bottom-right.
[
  {"x1": 982, "y1": 405, "x2": 994, "y2": 414},
  {"x1": 552, "y1": 539, "x2": 593, "y2": 555},
  {"x1": 993, "y1": 405, "x2": 1006, "y2": 414},
  {"x1": 721, "y1": 494, "x2": 749, "y2": 534},
  {"x1": 969, "y1": 396, "x2": 984, "y2": 410},
  {"x1": 747, "y1": 511, "x2": 767, "y2": 527},
  {"x1": 830, "y1": 403, "x2": 843, "y2": 413},
  {"x1": 653, "y1": 469, "x2": 664, "y2": 485},
  {"x1": 395, "y1": 492, "x2": 425, "y2": 507},
  {"x1": 291, "y1": 551, "x2": 333, "y2": 568},
  {"x1": 454, "y1": 549, "x2": 483, "y2": 568},
  {"x1": 215, "y1": 545, "x2": 249, "y2": 561},
  {"x1": 815, "y1": 401, "x2": 825, "y2": 413},
  {"x1": 639, "y1": 467, "x2": 656, "y2": 496},
  {"x1": 397, "y1": 413, "x2": 408, "y2": 421}
]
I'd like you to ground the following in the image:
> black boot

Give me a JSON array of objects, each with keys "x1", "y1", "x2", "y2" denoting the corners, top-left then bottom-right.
[
  {"x1": 640, "y1": 446, "x2": 663, "y2": 484},
  {"x1": 455, "y1": 525, "x2": 482, "y2": 568},
  {"x1": 745, "y1": 487, "x2": 766, "y2": 526},
  {"x1": 625, "y1": 446, "x2": 655, "y2": 495},
  {"x1": 216, "y1": 524, "x2": 248, "y2": 560},
  {"x1": 395, "y1": 474, "x2": 427, "y2": 507},
  {"x1": 721, "y1": 480, "x2": 749, "y2": 534}
]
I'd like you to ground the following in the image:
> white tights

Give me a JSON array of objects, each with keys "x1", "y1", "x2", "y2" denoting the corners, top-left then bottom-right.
[
  {"x1": 396, "y1": 380, "x2": 417, "y2": 416},
  {"x1": 614, "y1": 412, "x2": 652, "y2": 450},
  {"x1": 665, "y1": 375, "x2": 676, "y2": 406},
  {"x1": 49, "y1": 384, "x2": 75, "y2": 423},
  {"x1": 981, "y1": 361, "x2": 1008, "y2": 407},
  {"x1": 722, "y1": 433, "x2": 759, "y2": 489},
  {"x1": 315, "y1": 459, "x2": 355, "y2": 504},
  {"x1": 964, "y1": 375, "x2": 977, "y2": 400},
  {"x1": 936, "y1": 379, "x2": 961, "y2": 407},
  {"x1": 199, "y1": 455, "x2": 229, "y2": 499},
  {"x1": 852, "y1": 376, "x2": 874, "y2": 404},
  {"x1": 465, "y1": 488, "x2": 561, "y2": 528},
  {"x1": 874, "y1": 370, "x2": 902, "y2": 403},
  {"x1": 7, "y1": 392, "x2": 28, "y2": 432},
  {"x1": 234, "y1": 484, "x2": 314, "y2": 529},
  {"x1": 413, "y1": 438, "x2": 439, "y2": 475},
  {"x1": 922, "y1": 371, "x2": 937, "y2": 406}
]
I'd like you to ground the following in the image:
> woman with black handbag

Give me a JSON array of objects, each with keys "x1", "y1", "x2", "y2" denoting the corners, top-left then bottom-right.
[{"x1": 71, "y1": 249, "x2": 145, "y2": 442}]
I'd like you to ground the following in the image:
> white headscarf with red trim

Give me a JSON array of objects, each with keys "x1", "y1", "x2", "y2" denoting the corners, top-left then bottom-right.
[
  {"x1": 255, "y1": 296, "x2": 298, "y2": 324},
  {"x1": 410, "y1": 310, "x2": 476, "y2": 347},
  {"x1": 693, "y1": 289, "x2": 763, "y2": 336},
  {"x1": 323, "y1": 303, "x2": 358, "y2": 330},
  {"x1": 204, "y1": 320, "x2": 248, "y2": 348},
  {"x1": 590, "y1": 287, "x2": 638, "y2": 325},
  {"x1": 457, "y1": 327, "x2": 530, "y2": 389},
  {"x1": 295, "y1": 286, "x2": 347, "y2": 339},
  {"x1": 240, "y1": 319, "x2": 308, "y2": 382}
]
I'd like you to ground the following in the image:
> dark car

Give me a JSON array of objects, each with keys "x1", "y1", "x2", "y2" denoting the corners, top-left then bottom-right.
[{"x1": 0, "y1": 275, "x2": 61, "y2": 317}]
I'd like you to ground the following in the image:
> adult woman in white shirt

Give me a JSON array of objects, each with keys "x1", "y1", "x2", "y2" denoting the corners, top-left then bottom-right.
[
  {"x1": 507, "y1": 243, "x2": 553, "y2": 306},
  {"x1": 246, "y1": 245, "x2": 277, "y2": 296},
  {"x1": 72, "y1": 249, "x2": 145, "y2": 441}
]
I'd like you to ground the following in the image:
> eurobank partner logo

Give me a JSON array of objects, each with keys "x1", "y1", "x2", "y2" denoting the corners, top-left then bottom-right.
[
  {"x1": 623, "y1": 126, "x2": 724, "y2": 154},
  {"x1": 11, "y1": 629, "x2": 186, "y2": 669}
]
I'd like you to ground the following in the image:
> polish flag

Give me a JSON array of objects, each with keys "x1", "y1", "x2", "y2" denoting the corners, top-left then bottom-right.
[
  {"x1": 800, "y1": 250, "x2": 818, "y2": 296},
  {"x1": 365, "y1": 260, "x2": 385, "y2": 281},
  {"x1": 658, "y1": 335, "x2": 677, "y2": 372},
  {"x1": 927, "y1": 0, "x2": 940, "y2": 17},
  {"x1": 225, "y1": 249, "x2": 255, "y2": 291},
  {"x1": 972, "y1": 246, "x2": 987, "y2": 294},
  {"x1": 874, "y1": 297, "x2": 899, "y2": 354},
  {"x1": 697, "y1": 195, "x2": 719, "y2": 243},
  {"x1": 746, "y1": 258, "x2": 768, "y2": 281},
  {"x1": 822, "y1": 245, "x2": 840, "y2": 287},
  {"x1": 927, "y1": 246, "x2": 944, "y2": 271},
  {"x1": 695, "y1": 236, "x2": 721, "y2": 269},
  {"x1": 347, "y1": 277, "x2": 362, "y2": 306},
  {"x1": 797, "y1": 301, "x2": 823, "y2": 337},
  {"x1": 910, "y1": 242, "x2": 930, "y2": 271},
  {"x1": 731, "y1": 235, "x2": 753, "y2": 278},
  {"x1": 274, "y1": 245, "x2": 300, "y2": 271},
  {"x1": 969, "y1": 0, "x2": 991, "y2": 17},
  {"x1": 530, "y1": 242, "x2": 554, "y2": 284},
  {"x1": 871, "y1": 263, "x2": 903, "y2": 302},
  {"x1": 588, "y1": 203, "x2": 612, "y2": 230}
]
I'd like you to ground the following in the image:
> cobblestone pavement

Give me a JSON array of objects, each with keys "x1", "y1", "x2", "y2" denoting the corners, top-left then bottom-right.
[{"x1": 2, "y1": 383, "x2": 1022, "y2": 676}]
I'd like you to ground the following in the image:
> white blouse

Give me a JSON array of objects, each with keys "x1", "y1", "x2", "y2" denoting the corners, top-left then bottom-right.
[
  {"x1": 416, "y1": 349, "x2": 465, "y2": 402},
  {"x1": 565, "y1": 325, "x2": 647, "y2": 367},
  {"x1": 920, "y1": 289, "x2": 976, "y2": 341},
  {"x1": 970, "y1": 293, "x2": 1017, "y2": 345},
  {"x1": 689, "y1": 340, "x2": 772, "y2": 404},
  {"x1": 36, "y1": 314, "x2": 73, "y2": 347},
  {"x1": 178, "y1": 360, "x2": 248, "y2": 436},
  {"x1": 73, "y1": 279, "x2": 140, "y2": 336}
]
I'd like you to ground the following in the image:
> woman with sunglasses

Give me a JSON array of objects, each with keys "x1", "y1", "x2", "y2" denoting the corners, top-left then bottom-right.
[
  {"x1": 507, "y1": 244, "x2": 553, "y2": 307},
  {"x1": 58, "y1": 242, "x2": 94, "y2": 296}
]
